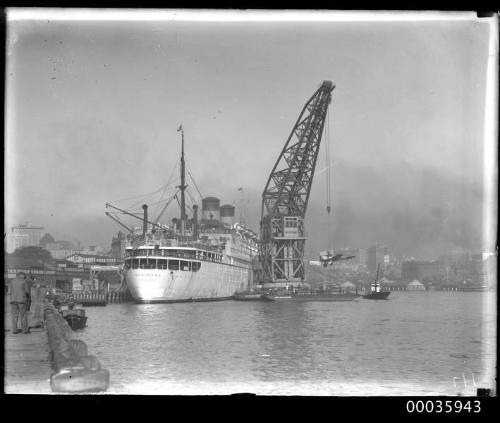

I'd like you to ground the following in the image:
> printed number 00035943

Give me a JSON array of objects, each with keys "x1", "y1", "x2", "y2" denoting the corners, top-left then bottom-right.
[{"x1": 406, "y1": 400, "x2": 481, "y2": 413}]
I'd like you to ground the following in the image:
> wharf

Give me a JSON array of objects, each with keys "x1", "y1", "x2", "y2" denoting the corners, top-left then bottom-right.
[{"x1": 4, "y1": 301, "x2": 53, "y2": 394}]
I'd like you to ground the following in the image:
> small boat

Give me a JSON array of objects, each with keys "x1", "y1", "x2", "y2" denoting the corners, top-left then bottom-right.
[
  {"x1": 60, "y1": 304, "x2": 88, "y2": 330},
  {"x1": 362, "y1": 291, "x2": 391, "y2": 300},
  {"x1": 78, "y1": 299, "x2": 107, "y2": 307},
  {"x1": 233, "y1": 291, "x2": 266, "y2": 301},
  {"x1": 363, "y1": 264, "x2": 390, "y2": 300}
]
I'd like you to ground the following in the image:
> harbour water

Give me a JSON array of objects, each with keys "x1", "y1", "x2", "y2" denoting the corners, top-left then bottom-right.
[{"x1": 76, "y1": 291, "x2": 496, "y2": 395}]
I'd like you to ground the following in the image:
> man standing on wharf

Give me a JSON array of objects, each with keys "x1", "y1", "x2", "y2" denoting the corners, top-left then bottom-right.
[{"x1": 10, "y1": 272, "x2": 31, "y2": 334}]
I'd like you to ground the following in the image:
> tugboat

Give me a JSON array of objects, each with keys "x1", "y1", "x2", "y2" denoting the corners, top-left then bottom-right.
[
  {"x1": 60, "y1": 302, "x2": 88, "y2": 330},
  {"x1": 362, "y1": 265, "x2": 390, "y2": 300}
]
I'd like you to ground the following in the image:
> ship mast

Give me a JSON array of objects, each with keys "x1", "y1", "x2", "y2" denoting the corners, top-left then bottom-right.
[{"x1": 177, "y1": 125, "x2": 187, "y2": 232}]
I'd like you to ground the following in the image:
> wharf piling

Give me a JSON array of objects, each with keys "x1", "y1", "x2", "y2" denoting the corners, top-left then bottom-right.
[
  {"x1": 106, "y1": 291, "x2": 130, "y2": 303},
  {"x1": 71, "y1": 291, "x2": 129, "y2": 304},
  {"x1": 44, "y1": 303, "x2": 109, "y2": 393}
]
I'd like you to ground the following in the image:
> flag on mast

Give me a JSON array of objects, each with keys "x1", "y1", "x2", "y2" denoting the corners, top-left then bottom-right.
[
  {"x1": 237, "y1": 187, "x2": 243, "y2": 191},
  {"x1": 177, "y1": 125, "x2": 183, "y2": 132}
]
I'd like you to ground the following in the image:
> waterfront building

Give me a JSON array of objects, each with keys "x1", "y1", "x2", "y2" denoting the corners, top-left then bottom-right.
[
  {"x1": 111, "y1": 231, "x2": 127, "y2": 259},
  {"x1": 366, "y1": 244, "x2": 388, "y2": 274},
  {"x1": 6, "y1": 223, "x2": 45, "y2": 253},
  {"x1": 340, "y1": 281, "x2": 356, "y2": 292},
  {"x1": 65, "y1": 253, "x2": 119, "y2": 266},
  {"x1": 439, "y1": 249, "x2": 473, "y2": 283},
  {"x1": 45, "y1": 241, "x2": 83, "y2": 260},
  {"x1": 407, "y1": 279, "x2": 426, "y2": 291}
]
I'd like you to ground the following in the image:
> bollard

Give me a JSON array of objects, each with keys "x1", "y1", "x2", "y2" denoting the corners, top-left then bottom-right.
[
  {"x1": 44, "y1": 303, "x2": 110, "y2": 393},
  {"x1": 51, "y1": 368, "x2": 110, "y2": 393}
]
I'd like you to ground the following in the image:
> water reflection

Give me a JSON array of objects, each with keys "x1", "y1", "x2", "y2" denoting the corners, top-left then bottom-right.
[{"x1": 252, "y1": 302, "x2": 316, "y2": 381}]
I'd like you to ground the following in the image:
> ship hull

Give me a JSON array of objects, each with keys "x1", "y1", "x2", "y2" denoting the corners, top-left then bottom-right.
[
  {"x1": 362, "y1": 291, "x2": 390, "y2": 300},
  {"x1": 133, "y1": 296, "x2": 234, "y2": 304},
  {"x1": 125, "y1": 261, "x2": 249, "y2": 303}
]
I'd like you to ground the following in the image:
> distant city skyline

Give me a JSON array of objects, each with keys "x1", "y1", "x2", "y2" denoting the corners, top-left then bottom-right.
[{"x1": 5, "y1": 10, "x2": 496, "y2": 260}]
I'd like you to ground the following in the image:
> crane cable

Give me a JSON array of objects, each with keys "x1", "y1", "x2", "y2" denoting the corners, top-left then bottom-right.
[
  {"x1": 325, "y1": 106, "x2": 333, "y2": 254},
  {"x1": 186, "y1": 165, "x2": 204, "y2": 202},
  {"x1": 150, "y1": 161, "x2": 180, "y2": 218}
]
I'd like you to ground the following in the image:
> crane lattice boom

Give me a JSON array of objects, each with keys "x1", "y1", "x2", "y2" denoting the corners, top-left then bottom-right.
[
  {"x1": 258, "y1": 81, "x2": 335, "y2": 285},
  {"x1": 262, "y1": 80, "x2": 334, "y2": 218}
]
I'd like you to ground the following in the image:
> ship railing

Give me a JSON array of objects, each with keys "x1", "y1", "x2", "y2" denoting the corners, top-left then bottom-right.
[{"x1": 125, "y1": 239, "x2": 224, "y2": 253}]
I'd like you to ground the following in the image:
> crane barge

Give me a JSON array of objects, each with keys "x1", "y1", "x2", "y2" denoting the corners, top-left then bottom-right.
[
  {"x1": 257, "y1": 81, "x2": 334, "y2": 289},
  {"x1": 248, "y1": 80, "x2": 359, "y2": 301}
]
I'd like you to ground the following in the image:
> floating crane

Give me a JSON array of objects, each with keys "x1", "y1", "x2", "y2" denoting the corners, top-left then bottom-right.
[{"x1": 258, "y1": 81, "x2": 335, "y2": 287}]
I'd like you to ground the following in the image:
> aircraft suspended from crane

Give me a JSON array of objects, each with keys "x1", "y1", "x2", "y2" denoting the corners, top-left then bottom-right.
[
  {"x1": 258, "y1": 80, "x2": 335, "y2": 286},
  {"x1": 311, "y1": 252, "x2": 356, "y2": 268}
]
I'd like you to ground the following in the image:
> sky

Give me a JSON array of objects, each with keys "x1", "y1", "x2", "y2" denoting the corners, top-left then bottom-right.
[{"x1": 5, "y1": 10, "x2": 497, "y2": 259}]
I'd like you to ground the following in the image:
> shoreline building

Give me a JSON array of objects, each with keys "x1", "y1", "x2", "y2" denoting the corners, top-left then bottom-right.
[
  {"x1": 45, "y1": 240, "x2": 83, "y2": 260},
  {"x1": 401, "y1": 259, "x2": 445, "y2": 283},
  {"x1": 335, "y1": 247, "x2": 366, "y2": 267},
  {"x1": 366, "y1": 244, "x2": 389, "y2": 274},
  {"x1": 6, "y1": 223, "x2": 45, "y2": 253},
  {"x1": 407, "y1": 279, "x2": 426, "y2": 291},
  {"x1": 111, "y1": 231, "x2": 127, "y2": 260},
  {"x1": 65, "y1": 253, "x2": 120, "y2": 267}
]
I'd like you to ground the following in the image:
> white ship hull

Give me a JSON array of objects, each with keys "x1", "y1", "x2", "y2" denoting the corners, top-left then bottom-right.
[{"x1": 125, "y1": 261, "x2": 250, "y2": 303}]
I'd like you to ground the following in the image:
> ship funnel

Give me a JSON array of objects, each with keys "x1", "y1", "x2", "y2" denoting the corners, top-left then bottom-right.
[
  {"x1": 142, "y1": 204, "x2": 148, "y2": 237},
  {"x1": 193, "y1": 205, "x2": 199, "y2": 241}
]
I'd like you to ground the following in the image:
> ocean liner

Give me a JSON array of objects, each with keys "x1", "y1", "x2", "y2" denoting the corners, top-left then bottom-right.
[{"x1": 106, "y1": 127, "x2": 258, "y2": 303}]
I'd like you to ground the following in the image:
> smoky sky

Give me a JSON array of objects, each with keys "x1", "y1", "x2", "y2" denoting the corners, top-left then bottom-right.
[{"x1": 5, "y1": 12, "x2": 495, "y2": 259}]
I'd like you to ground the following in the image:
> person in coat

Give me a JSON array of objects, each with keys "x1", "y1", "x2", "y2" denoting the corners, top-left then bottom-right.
[{"x1": 10, "y1": 272, "x2": 30, "y2": 334}]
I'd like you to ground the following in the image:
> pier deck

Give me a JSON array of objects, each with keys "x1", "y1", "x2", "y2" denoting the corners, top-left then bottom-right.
[{"x1": 4, "y1": 301, "x2": 53, "y2": 394}]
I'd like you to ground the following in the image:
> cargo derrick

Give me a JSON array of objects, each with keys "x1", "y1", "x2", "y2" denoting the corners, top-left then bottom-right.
[{"x1": 258, "y1": 81, "x2": 335, "y2": 287}]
